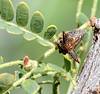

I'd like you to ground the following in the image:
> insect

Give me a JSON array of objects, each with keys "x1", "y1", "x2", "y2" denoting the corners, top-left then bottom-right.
[
  {"x1": 90, "y1": 17, "x2": 100, "y2": 42},
  {"x1": 93, "y1": 19, "x2": 100, "y2": 42},
  {"x1": 56, "y1": 29, "x2": 85, "y2": 63}
]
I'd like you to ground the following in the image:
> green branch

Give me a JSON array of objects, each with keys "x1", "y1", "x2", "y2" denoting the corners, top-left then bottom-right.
[
  {"x1": 79, "y1": 21, "x2": 90, "y2": 29},
  {"x1": 3, "y1": 67, "x2": 36, "y2": 94},
  {"x1": 76, "y1": 0, "x2": 84, "y2": 20},
  {"x1": 0, "y1": 48, "x2": 55, "y2": 69},
  {"x1": 0, "y1": 18, "x2": 54, "y2": 48},
  {"x1": 38, "y1": 80, "x2": 53, "y2": 84},
  {"x1": 38, "y1": 47, "x2": 55, "y2": 62},
  {"x1": 53, "y1": 74, "x2": 60, "y2": 94},
  {"x1": 91, "y1": 0, "x2": 98, "y2": 17},
  {"x1": 0, "y1": 60, "x2": 22, "y2": 69},
  {"x1": 0, "y1": 18, "x2": 92, "y2": 70}
]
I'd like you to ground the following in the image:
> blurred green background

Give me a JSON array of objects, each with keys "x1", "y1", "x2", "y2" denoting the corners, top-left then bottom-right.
[{"x1": 0, "y1": 0, "x2": 100, "y2": 94}]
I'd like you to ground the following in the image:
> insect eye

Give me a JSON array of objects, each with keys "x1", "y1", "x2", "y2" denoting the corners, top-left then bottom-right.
[{"x1": 59, "y1": 40, "x2": 62, "y2": 43}]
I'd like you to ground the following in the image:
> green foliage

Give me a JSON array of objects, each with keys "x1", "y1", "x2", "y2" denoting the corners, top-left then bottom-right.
[
  {"x1": 1, "y1": 0, "x2": 14, "y2": 21},
  {"x1": 0, "y1": 56, "x2": 3, "y2": 64},
  {"x1": 23, "y1": 32, "x2": 37, "y2": 41},
  {"x1": 77, "y1": 12, "x2": 89, "y2": 26},
  {"x1": 0, "y1": 0, "x2": 98, "y2": 94},
  {"x1": 0, "y1": 19, "x2": 23, "y2": 35},
  {"x1": 0, "y1": 0, "x2": 1, "y2": 14},
  {"x1": 7, "y1": 23, "x2": 24, "y2": 35},
  {"x1": 0, "y1": 19, "x2": 54, "y2": 47},
  {"x1": 0, "y1": 19, "x2": 8, "y2": 29},
  {"x1": 78, "y1": 29, "x2": 93, "y2": 73},
  {"x1": 0, "y1": 0, "x2": 53, "y2": 48},
  {"x1": 0, "y1": 73, "x2": 15, "y2": 93},
  {"x1": 22, "y1": 79, "x2": 40, "y2": 94},
  {"x1": 44, "y1": 25, "x2": 57, "y2": 39},
  {"x1": 16, "y1": 2, "x2": 29, "y2": 27},
  {"x1": 64, "y1": 58, "x2": 71, "y2": 72},
  {"x1": 30, "y1": 11, "x2": 44, "y2": 33},
  {"x1": 37, "y1": 38, "x2": 53, "y2": 47}
]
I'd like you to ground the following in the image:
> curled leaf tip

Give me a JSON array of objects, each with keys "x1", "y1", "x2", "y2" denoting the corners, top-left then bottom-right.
[{"x1": 44, "y1": 25, "x2": 57, "y2": 39}]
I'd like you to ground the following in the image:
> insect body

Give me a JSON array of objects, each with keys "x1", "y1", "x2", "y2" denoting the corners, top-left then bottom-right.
[{"x1": 56, "y1": 29, "x2": 85, "y2": 63}]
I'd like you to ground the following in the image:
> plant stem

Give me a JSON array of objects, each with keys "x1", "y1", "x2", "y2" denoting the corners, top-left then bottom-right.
[
  {"x1": 53, "y1": 74, "x2": 60, "y2": 94},
  {"x1": 38, "y1": 87, "x2": 42, "y2": 94},
  {"x1": 38, "y1": 47, "x2": 55, "y2": 62},
  {"x1": 76, "y1": 0, "x2": 84, "y2": 20},
  {"x1": 0, "y1": 48, "x2": 55, "y2": 69},
  {"x1": 91, "y1": 0, "x2": 98, "y2": 17},
  {"x1": 0, "y1": 60, "x2": 22, "y2": 69},
  {"x1": 79, "y1": 21, "x2": 90, "y2": 30},
  {"x1": 3, "y1": 67, "x2": 36, "y2": 94},
  {"x1": 38, "y1": 80, "x2": 53, "y2": 84},
  {"x1": 7, "y1": 22, "x2": 54, "y2": 48}
]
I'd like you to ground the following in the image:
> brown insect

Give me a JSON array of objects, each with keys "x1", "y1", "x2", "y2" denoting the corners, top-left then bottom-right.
[{"x1": 56, "y1": 29, "x2": 85, "y2": 63}]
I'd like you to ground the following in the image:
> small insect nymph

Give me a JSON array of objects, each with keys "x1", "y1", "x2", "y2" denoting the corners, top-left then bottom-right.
[
  {"x1": 56, "y1": 29, "x2": 85, "y2": 63},
  {"x1": 90, "y1": 17, "x2": 100, "y2": 42}
]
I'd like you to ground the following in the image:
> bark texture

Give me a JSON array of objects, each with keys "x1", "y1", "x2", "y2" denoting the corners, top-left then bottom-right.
[{"x1": 72, "y1": 33, "x2": 100, "y2": 94}]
